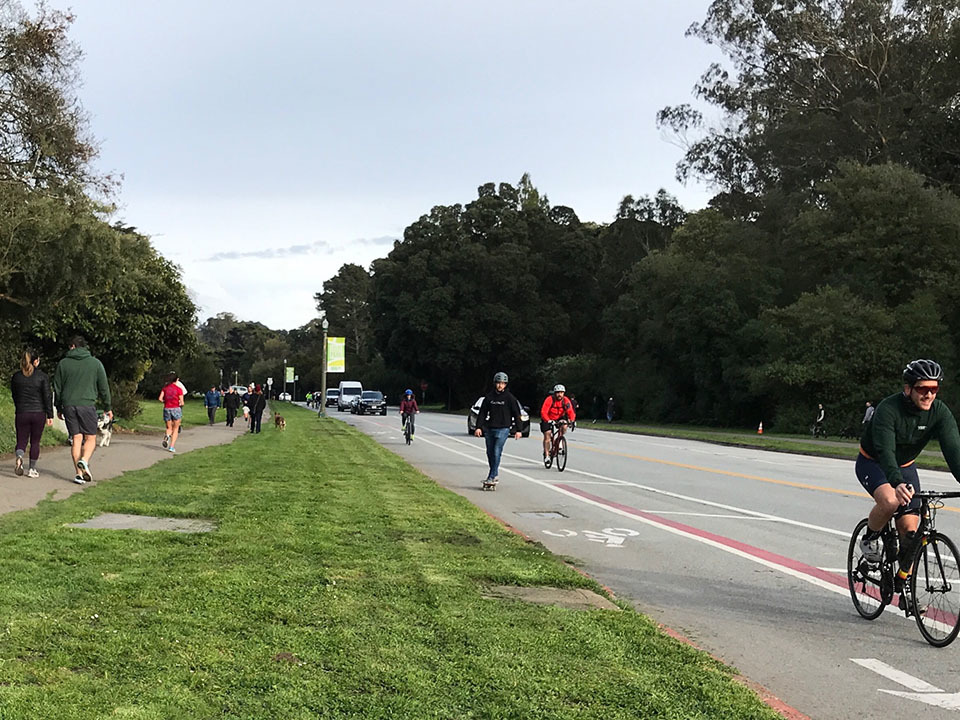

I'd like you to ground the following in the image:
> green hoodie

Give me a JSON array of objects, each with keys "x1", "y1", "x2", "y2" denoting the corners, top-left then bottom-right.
[{"x1": 52, "y1": 347, "x2": 111, "y2": 411}]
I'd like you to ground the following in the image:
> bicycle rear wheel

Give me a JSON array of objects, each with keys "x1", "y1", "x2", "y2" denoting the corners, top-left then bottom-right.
[
  {"x1": 404, "y1": 421, "x2": 412, "y2": 445},
  {"x1": 848, "y1": 518, "x2": 887, "y2": 620},
  {"x1": 556, "y1": 435, "x2": 567, "y2": 472},
  {"x1": 911, "y1": 531, "x2": 960, "y2": 647}
]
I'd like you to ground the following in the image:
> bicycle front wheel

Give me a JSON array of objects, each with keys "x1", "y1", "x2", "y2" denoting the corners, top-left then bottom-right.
[
  {"x1": 848, "y1": 518, "x2": 887, "y2": 620},
  {"x1": 911, "y1": 531, "x2": 960, "y2": 647},
  {"x1": 404, "y1": 422, "x2": 412, "y2": 445},
  {"x1": 556, "y1": 436, "x2": 567, "y2": 472}
]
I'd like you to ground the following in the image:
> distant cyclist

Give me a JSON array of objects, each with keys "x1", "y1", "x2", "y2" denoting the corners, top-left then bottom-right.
[
  {"x1": 540, "y1": 384, "x2": 576, "y2": 463},
  {"x1": 857, "y1": 359, "x2": 960, "y2": 585},
  {"x1": 399, "y1": 389, "x2": 419, "y2": 438},
  {"x1": 473, "y1": 371, "x2": 523, "y2": 486}
]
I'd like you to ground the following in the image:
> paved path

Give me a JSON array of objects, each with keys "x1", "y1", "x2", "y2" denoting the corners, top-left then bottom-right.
[{"x1": 0, "y1": 417, "x2": 255, "y2": 518}]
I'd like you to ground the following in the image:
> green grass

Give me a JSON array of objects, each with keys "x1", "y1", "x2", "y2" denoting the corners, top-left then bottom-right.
[
  {"x1": 584, "y1": 421, "x2": 953, "y2": 471},
  {"x1": 0, "y1": 392, "x2": 68, "y2": 455},
  {"x1": 0, "y1": 407, "x2": 779, "y2": 719},
  {"x1": 115, "y1": 398, "x2": 214, "y2": 433}
]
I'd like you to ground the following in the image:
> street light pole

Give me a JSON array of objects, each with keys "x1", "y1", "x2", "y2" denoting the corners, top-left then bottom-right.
[
  {"x1": 283, "y1": 357, "x2": 287, "y2": 401},
  {"x1": 320, "y1": 318, "x2": 329, "y2": 418}
]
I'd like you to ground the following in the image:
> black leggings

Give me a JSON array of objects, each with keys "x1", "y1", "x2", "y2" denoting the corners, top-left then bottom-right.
[{"x1": 15, "y1": 412, "x2": 45, "y2": 461}]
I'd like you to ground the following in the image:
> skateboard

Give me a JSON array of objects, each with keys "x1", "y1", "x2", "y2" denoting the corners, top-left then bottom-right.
[{"x1": 482, "y1": 478, "x2": 498, "y2": 491}]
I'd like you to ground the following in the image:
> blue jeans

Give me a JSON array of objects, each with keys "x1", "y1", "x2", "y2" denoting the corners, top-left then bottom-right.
[{"x1": 484, "y1": 427, "x2": 510, "y2": 480}]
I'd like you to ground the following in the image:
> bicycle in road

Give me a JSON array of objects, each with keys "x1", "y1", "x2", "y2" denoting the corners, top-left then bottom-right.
[
  {"x1": 543, "y1": 419, "x2": 571, "y2": 472},
  {"x1": 848, "y1": 490, "x2": 960, "y2": 647},
  {"x1": 403, "y1": 414, "x2": 413, "y2": 445}
]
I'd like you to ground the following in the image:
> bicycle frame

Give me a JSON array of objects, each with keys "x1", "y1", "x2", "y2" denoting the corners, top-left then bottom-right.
[{"x1": 548, "y1": 421, "x2": 568, "y2": 458}]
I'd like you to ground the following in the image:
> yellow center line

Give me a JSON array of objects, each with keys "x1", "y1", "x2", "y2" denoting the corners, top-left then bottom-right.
[{"x1": 579, "y1": 444, "x2": 960, "y2": 513}]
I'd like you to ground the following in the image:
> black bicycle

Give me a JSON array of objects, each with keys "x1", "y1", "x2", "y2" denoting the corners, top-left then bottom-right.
[
  {"x1": 543, "y1": 420, "x2": 570, "y2": 472},
  {"x1": 848, "y1": 490, "x2": 960, "y2": 647},
  {"x1": 403, "y1": 414, "x2": 413, "y2": 445}
]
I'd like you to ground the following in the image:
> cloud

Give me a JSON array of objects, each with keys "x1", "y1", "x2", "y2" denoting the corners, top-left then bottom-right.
[
  {"x1": 201, "y1": 240, "x2": 329, "y2": 262},
  {"x1": 199, "y1": 235, "x2": 398, "y2": 262},
  {"x1": 353, "y1": 235, "x2": 396, "y2": 247}
]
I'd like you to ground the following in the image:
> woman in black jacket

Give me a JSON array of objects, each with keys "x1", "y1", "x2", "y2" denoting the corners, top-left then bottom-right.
[{"x1": 11, "y1": 348, "x2": 54, "y2": 477}]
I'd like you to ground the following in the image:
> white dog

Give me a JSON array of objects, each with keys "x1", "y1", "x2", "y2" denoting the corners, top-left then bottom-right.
[{"x1": 97, "y1": 414, "x2": 114, "y2": 447}]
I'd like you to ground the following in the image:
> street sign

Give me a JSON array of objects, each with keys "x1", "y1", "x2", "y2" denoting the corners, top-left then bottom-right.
[
  {"x1": 285, "y1": 367, "x2": 294, "y2": 383},
  {"x1": 267, "y1": 377, "x2": 273, "y2": 386}
]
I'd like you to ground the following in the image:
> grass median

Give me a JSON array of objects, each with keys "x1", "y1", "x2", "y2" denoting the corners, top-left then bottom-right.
[{"x1": 0, "y1": 405, "x2": 779, "y2": 719}]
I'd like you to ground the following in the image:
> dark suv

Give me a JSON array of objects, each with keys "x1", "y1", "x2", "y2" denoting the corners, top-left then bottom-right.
[{"x1": 356, "y1": 390, "x2": 387, "y2": 416}]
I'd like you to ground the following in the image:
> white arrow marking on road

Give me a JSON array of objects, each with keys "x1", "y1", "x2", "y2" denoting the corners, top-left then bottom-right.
[
  {"x1": 850, "y1": 658, "x2": 960, "y2": 710},
  {"x1": 880, "y1": 691, "x2": 960, "y2": 710},
  {"x1": 543, "y1": 529, "x2": 577, "y2": 538}
]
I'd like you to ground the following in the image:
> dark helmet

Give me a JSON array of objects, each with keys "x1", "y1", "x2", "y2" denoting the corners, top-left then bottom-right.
[
  {"x1": 404, "y1": 389, "x2": 413, "y2": 396},
  {"x1": 493, "y1": 371, "x2": 508, "y2": 383},
  {"x1": 903, "y1": 359, "x2": 944, "y2": 385}
]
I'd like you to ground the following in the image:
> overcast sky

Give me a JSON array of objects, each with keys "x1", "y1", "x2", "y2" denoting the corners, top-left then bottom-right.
[{"x1": 52, "y1": 1, "x2": 722, "y2": 330}]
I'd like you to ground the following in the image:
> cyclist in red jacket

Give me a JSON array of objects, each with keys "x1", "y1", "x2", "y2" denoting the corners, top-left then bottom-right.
[
  {"x1": 540, "y1": 384, "x2": 576, "y2": 462},
  {"x1": 399, "y1": 389, "x2": 419, "y2": 438}
]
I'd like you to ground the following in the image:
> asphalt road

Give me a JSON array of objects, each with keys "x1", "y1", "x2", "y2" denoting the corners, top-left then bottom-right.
[{"x1": 325, "y1": 406, "x2": 960, "y2": 719}]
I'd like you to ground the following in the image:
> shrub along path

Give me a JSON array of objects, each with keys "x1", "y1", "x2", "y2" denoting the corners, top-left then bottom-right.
[{"x1": 0, "y1": 403, "x2": 780, "y2": 719}]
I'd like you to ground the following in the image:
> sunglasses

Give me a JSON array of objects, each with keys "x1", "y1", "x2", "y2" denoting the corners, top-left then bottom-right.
[{"x1": 913, "y1": 385, "x2": 940, "y2": 396}]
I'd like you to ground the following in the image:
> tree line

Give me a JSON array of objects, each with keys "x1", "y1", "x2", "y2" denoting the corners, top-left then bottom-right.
[
  {"x1": 5, "y1": 0, "x2": 959, "y2": 433},
  {"x1": 0, "y1": 2, "x2": 196, "y2": 417},
  {"x1": 311, "y1": 0, "x2": 960, "y2": 431}
]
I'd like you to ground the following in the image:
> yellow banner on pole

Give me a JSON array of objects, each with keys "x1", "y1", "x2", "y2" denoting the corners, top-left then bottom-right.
[
  {"x1": 285, "y1": 366, "x2": 295, "y2": 383},
  {"x1": 327, "y1": 337, "x2": 345, "y2": 373}
]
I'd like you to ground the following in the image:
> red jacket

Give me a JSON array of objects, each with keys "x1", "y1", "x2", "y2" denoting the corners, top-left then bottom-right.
[
  {"x1": 540, "y1": 395, "x2": 576, "y2": 423},
  {"x1": 399, "y1": 397, "x2": 419, "y2": 414}
]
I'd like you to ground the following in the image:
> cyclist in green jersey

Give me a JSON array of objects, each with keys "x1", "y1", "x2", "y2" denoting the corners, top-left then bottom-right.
[{"x1": 856, "y1": 360, "x2": 960, "y2": 576}]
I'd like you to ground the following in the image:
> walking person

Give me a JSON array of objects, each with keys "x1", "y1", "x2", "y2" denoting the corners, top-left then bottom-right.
[
  {"x1": 52, "y1": 336, "x2": 112, "y2": 485},
  {"x1": 606, "y1": 396, "x2": 615, "y2": 423},
  {"x1": 248, "y1": 384, "x2": 266, "y2": 433},
  {"x1": 223, "y1": 386, "x2": 241, "y2": 427},
  {"x1": 204, "y1": 385, "x2": 220, "y2": 425},
  {"x1": 159, "y1": 372, "x2": 184, "y2": 453},
  {"x1": 862, "y1": 400, "x2": 875, "y2": 426},
  {"x1": 11, "y1": 348, "x2": 54, "y2": 478},
  {"x1": 472, "y1": 371, "x2": 523, "y2": 486},
  {"x1": 813, "y1": 403, "x2": 826, "y2": 438}
]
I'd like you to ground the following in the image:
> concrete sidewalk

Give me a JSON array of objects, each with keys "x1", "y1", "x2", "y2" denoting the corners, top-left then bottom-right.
[{"x1": 0, "y1": 419, "x2": 252, "y2": 518}]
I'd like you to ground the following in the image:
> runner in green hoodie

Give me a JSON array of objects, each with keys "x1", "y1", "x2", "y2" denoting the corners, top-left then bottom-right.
[{"x1": 52, "y1": 336, "x2": 112, "y2": 485}]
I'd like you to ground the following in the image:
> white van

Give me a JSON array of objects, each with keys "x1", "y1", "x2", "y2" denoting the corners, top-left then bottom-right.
[{"x1": 337, "y1": 381, "x2": 363, "y2": 411}]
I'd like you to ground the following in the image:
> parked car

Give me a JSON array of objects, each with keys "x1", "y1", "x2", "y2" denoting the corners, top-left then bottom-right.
[
  {"x1": 467, "y1": 396, "x2": 531, "y2": 437},
  {"x1": 356, "y1": 390, "x2": 387, "y2": 415},
  {"x1": 325, "y1": 388, "x2": 340, "y2": 407},
  {"x1": 278, "y1": 392, "x2": 292, "y2": 401}
]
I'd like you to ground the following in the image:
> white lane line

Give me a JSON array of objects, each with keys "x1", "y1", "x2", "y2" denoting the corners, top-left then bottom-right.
[
  {"x1": 544, "y1": 480, "x2": 623, "y2": 485},
  {"x1": 630, "y1": 513, "x2": 781, "y2": 520},
  {"x1": 416, "y1": 431, "x2": 854, "y2": 595},
  {"x1": 423, "y1": 426, "x2": 852, "y2": 538},
  {"x1": 850, "y1": 659, "x2": 943, "y2": 692}
]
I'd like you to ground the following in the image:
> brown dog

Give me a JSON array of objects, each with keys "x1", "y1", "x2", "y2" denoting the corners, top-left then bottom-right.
[{"x1": 274, "y1": 415, "x2": 286, "y2": 430}]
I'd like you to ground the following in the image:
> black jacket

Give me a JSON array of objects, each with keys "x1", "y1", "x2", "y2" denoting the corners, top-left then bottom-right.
[
  {"x1": 476, "y1": 390, "x2": 522, "y2": 432},
  {"x1": 11, "y1": 369, "x2": 53, "y2": 417},
  {"x1": 248, "y1": 393, "x2": 266, "y2": 415},
  {"x1": 223, "y1": 392, "x2": 242, "y2": 410}
]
